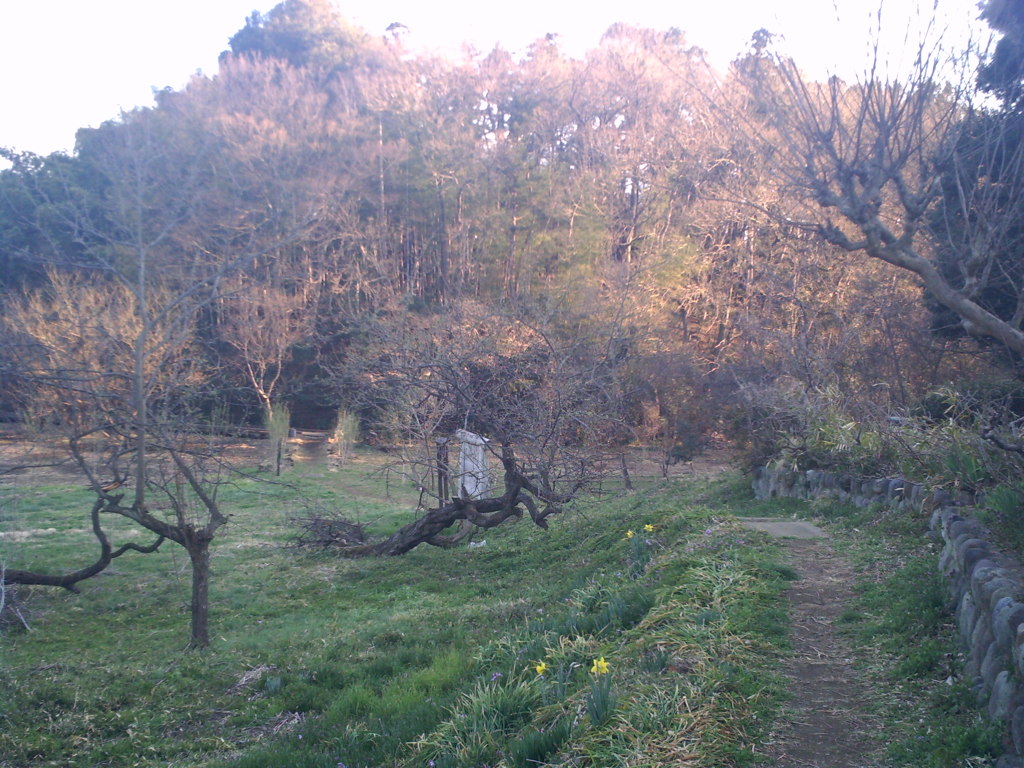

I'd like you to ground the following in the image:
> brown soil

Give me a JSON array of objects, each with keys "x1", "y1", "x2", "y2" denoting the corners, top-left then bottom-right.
[{"x1": 761, "y1": 535, "x2": 883, "y2": 768}]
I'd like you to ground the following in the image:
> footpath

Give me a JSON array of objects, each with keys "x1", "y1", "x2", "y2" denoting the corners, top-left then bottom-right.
[{"x1": 741, "y1": 519, "x2": 883, "y2": 768}]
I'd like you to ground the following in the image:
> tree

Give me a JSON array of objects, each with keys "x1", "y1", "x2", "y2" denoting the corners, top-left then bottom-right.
[
  {"x1": 978, "y1": 0, "x2": 1024, "y2": 108},
  {"x1": 226, "y1": 0, "x2": 382, "y2": 75},
  {"x1": 327, "y1": 300, "x2": 624, "y2": 556},
  {"x1": 733, "y1": 36, "x2": 1024, "y2": 358},
  {"x1": 218, "y1": 280, "x2": 311, "y2": 471},
  {"x1": 0, "y1": 56, "x2": 346, "y2": 647},
  {"x1": 927, "y1": 0, "x2": 1024, "y2": 347}
]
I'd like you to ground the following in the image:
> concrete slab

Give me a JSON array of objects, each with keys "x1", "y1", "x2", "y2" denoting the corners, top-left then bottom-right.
[{"x1": 740, "y1": 517, "x2": 827, "y2": 539}]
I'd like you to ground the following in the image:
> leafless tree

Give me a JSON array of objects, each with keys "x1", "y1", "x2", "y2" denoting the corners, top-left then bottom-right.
[
  {"x1": 328, "y1": 300, "x2": 624, "y2": 556},
  {"x1": 0, "y1": 57, "x2": 345, "y2": 647},
  {"x1": 731, "y1": 32, "x2": 1024, "y2": 358}
]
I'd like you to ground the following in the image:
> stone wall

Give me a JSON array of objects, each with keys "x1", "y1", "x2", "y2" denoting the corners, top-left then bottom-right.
[{"x1": 752, "y1": 466, "x2": 1024, "y2": 767}]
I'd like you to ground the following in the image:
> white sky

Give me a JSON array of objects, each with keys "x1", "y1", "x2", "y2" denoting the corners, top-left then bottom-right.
[{"x1": 1, "y1": 0, "x2": 988, "y2": 157}]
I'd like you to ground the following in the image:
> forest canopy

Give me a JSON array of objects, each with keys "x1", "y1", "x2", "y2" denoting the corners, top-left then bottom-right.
[{"x1": 4, "y1": 0, "x2": 989, "y2": 429}]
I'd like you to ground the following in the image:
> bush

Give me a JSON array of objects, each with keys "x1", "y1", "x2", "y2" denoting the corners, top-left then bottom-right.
[
  {"x1": 331, "y1": 409, "x2": 359, "y2": 467},
  {"x1": 740, "y1": 378, "x2": 1024, "y2": 494}
]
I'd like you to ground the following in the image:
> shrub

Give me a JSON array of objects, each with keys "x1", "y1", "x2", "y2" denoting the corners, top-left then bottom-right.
[
  {"x1": 331, "y1": 409, "x2": 359, "y2": 467},
  {"x1": 264, "y1": 404, "x2": 291, "y2": 476}
]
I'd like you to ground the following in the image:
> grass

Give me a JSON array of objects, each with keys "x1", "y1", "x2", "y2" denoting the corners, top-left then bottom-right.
[
  {"x1": 0, "y1": 449, "x2": 796, "y2": 767},
  {"x1": 977, "y1": 482, "x2": 1024, "y2": 554},
  {"x1": 3, "y1": 453, "x2": 1005, "y2": 767}
]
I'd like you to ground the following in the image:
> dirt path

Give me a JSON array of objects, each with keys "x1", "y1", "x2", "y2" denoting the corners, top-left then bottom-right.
[{"x1": 742, "y1": 521, "x2": 882, "y2": 768}]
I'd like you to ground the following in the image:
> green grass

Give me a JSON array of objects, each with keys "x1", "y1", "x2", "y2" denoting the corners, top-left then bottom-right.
[
  {"x1": 0, "y1": 451, "x2": 795, "y2": 767},
  {"x1": 976, "y1": 483, "x2": 1024, "y2": 554}
]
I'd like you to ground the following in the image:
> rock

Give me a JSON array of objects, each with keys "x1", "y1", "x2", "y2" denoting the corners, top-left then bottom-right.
[
  {"x1": 1012, "y1": 705, "x2": 1024, "y2": 754},
  {"x1": 968, "y1": 559, "x2": 999, "y2": 595},
  {"x1": 989, "y1": 671, "x2": 1018, "y2": 722},
  {"x1": 982, "y1": 643, "x2": 1006, "y2": 693},
  {"x1": 994, "y1": 600, "x2": 1024, "y2": 653},
  {"x1": 982, "y1": 577, "x2": 1020, "y2": 612},
  {"x1": 1015, "y1": 626, "x2": 1024, "y2": 679},
  {"x1": 950, "y1": 518, "x2": 982, "y2": 540},
  {"x1": 907, "y1": 483, "x2": 924, "y2": 509},
  {"x1": 967, "y1": 620, "x2": 994, "y2": 680},
  {"x1": 957, "y1": 591, "x2": 978, "y2": 642}
]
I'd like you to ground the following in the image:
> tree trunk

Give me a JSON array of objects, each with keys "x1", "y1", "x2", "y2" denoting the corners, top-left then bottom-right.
[
  {"x1": 370, "y1": 497, "x2": 507, "y2": 556},
  {"x1": 187, "y1": 537, "x2": 212, "y2": 648},
  {"x1": 618, "y1": 452, "x2": 634, "y2": 491}
]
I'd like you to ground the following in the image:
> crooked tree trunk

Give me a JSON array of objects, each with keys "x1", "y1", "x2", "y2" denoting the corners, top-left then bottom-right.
[
  {"x1": 3, "y1": 497, "x2": 164, "y2": 591},
  {"x1": 364, "y1": 493, "x2": 553, "y2": 557},
  {"x1": 186, "y1": 535, "x2": 213, "y2": 649},
  {"x1": 334, "y1": 447, "x2": 568, "y2": 559},
  {"x1": 369, "y1": 497, "x2": 519, "y2": 556}
]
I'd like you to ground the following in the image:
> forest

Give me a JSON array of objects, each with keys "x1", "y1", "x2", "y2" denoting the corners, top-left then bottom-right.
[
  {"x1": 4, "y1": 1, "x2": 1024, "y2": 765},
  {"x1": 3, "y1": 0, "x2": 1024, "y2": 628}
]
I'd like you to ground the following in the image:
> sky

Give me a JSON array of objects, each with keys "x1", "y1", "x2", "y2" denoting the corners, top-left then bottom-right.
[{"x1": 1, "y1": 0, "x2": 988, "y2": 158}]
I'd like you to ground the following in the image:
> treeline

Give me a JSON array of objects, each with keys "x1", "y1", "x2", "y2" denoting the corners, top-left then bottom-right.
[{"x1": 0, "y1": 0, "x2": 1014, "y2": 453}]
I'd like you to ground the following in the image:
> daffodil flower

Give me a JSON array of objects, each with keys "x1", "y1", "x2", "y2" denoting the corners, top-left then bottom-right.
[
  {"x1": 625, "y1": 529, "x2": 635, "y2": 539},
  {"x1": 591, "y1": 656, "x2": 610, "y2": 675},
  {"x1": 534, "y1": 661, "x2": 548, "y2": 676}
]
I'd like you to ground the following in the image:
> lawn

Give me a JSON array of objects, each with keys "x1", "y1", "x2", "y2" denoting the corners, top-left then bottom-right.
[{"x1": 1, "y1": 447, "x2": 793, "y2": 767}]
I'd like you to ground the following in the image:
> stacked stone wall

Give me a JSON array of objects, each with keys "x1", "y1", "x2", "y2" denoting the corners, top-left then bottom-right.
[{"x1": 753, "y1": 466, "x2": 1024, "y2": 767}]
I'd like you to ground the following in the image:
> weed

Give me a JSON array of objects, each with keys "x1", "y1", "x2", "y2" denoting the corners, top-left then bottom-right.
[
  {"x1": 585, "y1": 666, "x2": 616, "y2": 726},
  {"x1": 980, "y1": 482, "x2": 1024, "y2": 552},
  {"x1": 627, "y1": 532, "x2": 653, "y2": 578},
  {"x1": 508, "y1": 718, "x2": 573, "y2": 768}
]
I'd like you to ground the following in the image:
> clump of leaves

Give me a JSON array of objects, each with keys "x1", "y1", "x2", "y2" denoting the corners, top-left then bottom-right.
[
  {"x1": 425, "y1": 676, "x2": 541, "y2": 766},
  {"x1": 585, "y1": 657, "x2": 615, "y2": 726}
]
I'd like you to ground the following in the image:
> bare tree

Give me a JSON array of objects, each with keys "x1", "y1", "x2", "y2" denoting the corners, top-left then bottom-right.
[
  {"x1": 0, "y1": 57, "x2": 345, "y2": 647},
  {"x1": 3, "y1": 256, "x2": 239, "y2": 648},
  {"x1": 731, "y1": 33, "x2": 1024, "y2": 358},
  {"x1": 218, "y1": 281, "x2": 313, "y2": 473},
  {"x1": 328, "y1": 300, "x2": 623, "y2": 556}
]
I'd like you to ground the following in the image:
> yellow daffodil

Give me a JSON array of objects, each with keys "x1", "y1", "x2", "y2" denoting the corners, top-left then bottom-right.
[
  {"x1": 534, "y1": 661, "x2": 548, "y2": 676},
  {"x1": 625, "y1": 529, "x2": 635, "y2": 539},
  {"x1": 643, "y1": 524, "x2": 655, "y2": 533},
  {"x1": 591, "y1": 656, "x2": 610, "y2": 675}
]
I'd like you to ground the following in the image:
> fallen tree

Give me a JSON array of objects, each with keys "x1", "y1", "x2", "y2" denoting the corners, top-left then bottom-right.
[
  {"x1": 341, "y1": 444, "x2": 569, "y2": 556},
  {"x1": 326, "y1": 301, "x2": 626, "y2": 556}
]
